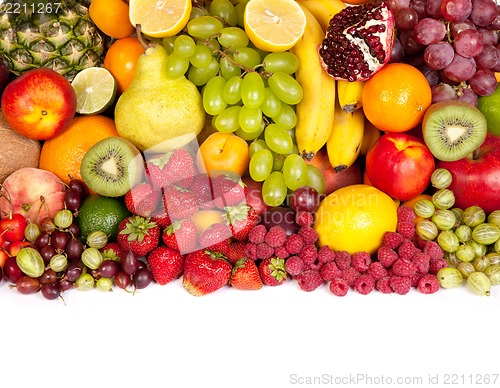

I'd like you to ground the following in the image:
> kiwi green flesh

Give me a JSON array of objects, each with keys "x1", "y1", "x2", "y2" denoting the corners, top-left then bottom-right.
[
  {"x1": 80, "y1": 137, "x2": 143, "y2": 197},
  {"x1": 424, "y1": 104, "x2": 488, "y2": 162}
]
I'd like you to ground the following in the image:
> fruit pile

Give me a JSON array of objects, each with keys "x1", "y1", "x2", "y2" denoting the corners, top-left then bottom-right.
[{"x1": 0, "y1": 0, "x2": 499, "y2": 301}]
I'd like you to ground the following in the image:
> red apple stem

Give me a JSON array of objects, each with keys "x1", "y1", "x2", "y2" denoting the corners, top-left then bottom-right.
[{"x1": 472, "y1": 147, "x2": 480, "y2": 160}]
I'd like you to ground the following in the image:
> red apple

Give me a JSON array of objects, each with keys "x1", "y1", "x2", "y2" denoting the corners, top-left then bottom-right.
[
  {"x1": 1, "y1": 68, "x2": 77, "y2": 140},
  {"x1": 305, "y1": 147, "x2": 362, "y2": 196},
  {"x1": 242, "y1": 176, "x2": 270, "y2": 216},
  {"x1": 366, "y1": 133, "x2": 435, "y2": 201},
  {"x1": 437, "y1": 133, "x2": 500, "y2": 214}
]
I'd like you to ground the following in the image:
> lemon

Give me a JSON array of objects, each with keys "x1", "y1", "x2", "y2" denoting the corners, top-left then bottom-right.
[
  {"x1": 71, "y1": 67, "x2": 117, "y2": 115},
  {"x1": 244, "y1": 0, "x2": 307, "y2": 52},
  {"x1": 477, "y1": 83, "x2": 500, "y2": 136},
  {"x1": 77, "y1": 194, "x2": 131, "y2": 240},
  {"x1": 129, "y1": 0, "x2": 192, "y2": 38},
  {"x1": 314, "y1": 184, "x2": 398, "y2": 254}
]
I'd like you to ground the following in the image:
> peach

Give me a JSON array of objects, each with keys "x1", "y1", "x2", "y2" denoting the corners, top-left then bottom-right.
[{"x1": 0, "y1": 167, "x2": 66, "y2": 224}]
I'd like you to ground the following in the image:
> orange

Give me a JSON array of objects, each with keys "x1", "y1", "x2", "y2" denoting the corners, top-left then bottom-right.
[
  {"x1": 362, "y1": 63, "x2": 432, "y2": 133},
  {"x1": 89, "y1": 0, "x2": 134, "y2": 39},
  {"x1": 314, "y1": 184, "x2": 398, "y2": 254},
  {"x1": 39, "y1": 115, "x2": 119, "y2": 185},
  {"x1": 104, "y1": 37, "x2": 145, "y2": 94}
]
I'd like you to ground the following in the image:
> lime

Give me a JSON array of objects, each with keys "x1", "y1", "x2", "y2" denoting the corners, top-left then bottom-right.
[
  {"x1": 71, "y1": 67, "x2": 117, "y2": 115},
  {"x1": 77, "y1": 194, "x2": 130, "y2": 240},
  {"x1": 477, "y1": 83, "x2": 500, "y2": 136}
]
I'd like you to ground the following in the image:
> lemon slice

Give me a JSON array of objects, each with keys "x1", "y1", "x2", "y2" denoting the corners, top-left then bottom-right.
[
  {"x1": 244, "y1": 0, "x2": 307, "y2": 52},
  {"x1": 71, "y1": 67, "x2": 117, "y2": 115},
  {"x1": 129, "y1": 0, "x2": 192, "y2": 38}
]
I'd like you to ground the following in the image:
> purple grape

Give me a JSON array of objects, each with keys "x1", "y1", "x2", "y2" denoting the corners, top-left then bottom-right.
[
  {"x1": 65, "y1": 238, "x2": 84, "y2": 261},
  {"x1": 389, "y1": 38, "x2": 405, "y2": 63},
  {"x1": 456, "y1": 87, "x2": 479, "y2": 105},
  {"x1": 133, "y1": 268, "x2": 154, "y2": 289},
  {"x1": 51, "y1": 230, "x2": 70, "y2": 251},
  {"x1": 424, "y1": 41, "x2": 455, "y2": 70},
  {"x1": 98, "y1": 260, "x2": 121, "y2": 278},
  {"x1": 431, "y1": 83, "x2": 458, "y2": 103},
  {"x1": 426, "y1": 0, "x2": 443, "y2": 18},
  {"x1": 468, "y1": 69, "x2": 498, "y2": 95},
  {"x1": 410, "y1": 0, "x2": 429, "y2": 18},
  {"x1": 388, "y1": 0, "x2": 411, "y2": 12},
  {"x1": 440, "y1": 0, "x2": 472, "y2": 21},
  {"x1": 454, "y1": 29, "x2": 484, "y2": 58},
  {"x1": 443, "y1": 53, "x2": 477, "y2": 81},
  {"x1": 35, "y1": 232, "x2": 50, "y2": 249},
  {"x1": 68, "y1": 179, "x2": 87, "y2": 197},
  {"x1": 450, "y1": 19, "x2": 476, "y2": 38},
  {"x1": 289, "y1": 186, "x2": 320, "y2": 213},
  {"x1": 419, "y1": 65, "x2": 440, "y2": 86},
  {"x1": 121, "y1": 251, "x2": 139, "y2": 276},
  {"x1": 64, "y1": 189, "x2": 82, "y2": 211},
  {"x1": 469, "y1": 0, "x2": 498, "y2": 26},
  {"x1": 475, "y1": 44, "x2": 499, "y2": 69},
  {"x1": 489, "y1": 11, "x2": 500, "y2": 29},
  {"x1": 399, "y1": 30, "x2": 426, "y2": 55},
  {"x1": 414, "y1": 18, "x2": 447, "y2": 45},
  {"x1": 259, "y1": 206, "x2": 298, "y2": 236},
  {"x1": 41, "y1": 283, "x2": 61, "y2": 300},
  {"x1": 395, "y1": 7, "x2": 418, "y2": 30},
  {"x1": 478, "y1": 28, "x2": 499, "y2": 45}
]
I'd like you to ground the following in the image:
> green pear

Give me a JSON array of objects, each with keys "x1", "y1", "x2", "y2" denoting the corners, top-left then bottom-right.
[{"x1": 114, "y1": 44, "x2": 205, "y2": 152}]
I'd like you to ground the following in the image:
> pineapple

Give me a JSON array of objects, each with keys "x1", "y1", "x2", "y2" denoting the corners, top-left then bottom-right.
[{"x1": 0, "y1": 0, "x2": 107, "y2": 81}]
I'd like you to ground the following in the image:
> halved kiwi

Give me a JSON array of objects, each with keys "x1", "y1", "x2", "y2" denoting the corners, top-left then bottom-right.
[
  {"x1": 80, "y1": 137, "x2": 144, "y2": 197},
  {"x1": 422, "y1": 100, "x2": 488, "y2": 162}
]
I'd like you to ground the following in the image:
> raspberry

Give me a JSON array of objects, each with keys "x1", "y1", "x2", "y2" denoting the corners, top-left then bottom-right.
[
  {"x1": 341, "y1": 267, "x2": 361, "y2": 287},
  {"x1": 397, "y1": 221, "x2": 416, "y2": 239},
  {"x1": 375, "y1": 276, "x2": 393, "y2": 294},
  {"x1": 389, "y1": 276, "x2": 411, "y2": 295},
  {"x1": 244, "y1": 243, "x2": 258, "y2": 261},
  {"x1": 392, "y1": 258, "x2": 418, "y2": 277},
  {"x1": 256, "y1": 242, "x2": 274, "y2": 260},
  {"x1": 285, "y1": 256, "x2": 304, "y2": 276},
  {"x1": 429, "y1": 258, "x2": 448, "y2": 275},
  {"x1": 284, "y1": 234, "x2": 304, "y2": 255},
  {"x1": 423, "y1": 240, "x2": 445, "y2": 260},
  {"x1": 397, "y1": 239, "x2": 417, "y2": 260},
  {"x1": 351, "y1": 252, "x2": 372, "y2": 273},
  {"x1": 296, "y1": 270, "x2": 324, "y2": 292},
  {"x1": 329, "y1": 278, "x2": 349, "y2": 296},
  {"x1": 368, "y1": 261, "x2": 388, "y2": 280},
  {"x1": 248, "y1": 225, "x2": 267, "y2": 245},
  {"x1": 334, "y1": 250, "x2": 352, "y2": 270},
  {"x1": 298, "y1": 225, "x2": 318, "y2": 245},
  {"x1": 382, "y1": 231, "x2": 404, "y2": 249},
  {"x1": 410, "y1": 272, "x2": 424, "y2": 288},
  {"x1": 377, "y1": 246, "x2": 398, "y2": 268},
  {"x1": 295, "y1": 211, "x2": 314, "y2": 227},
  {"x1": 274, "y1": 245, "x2": 290, "y2": 259},
  {"x1": 417, "y1": 274, "x2": 440, "y2": 294},
  {"x1": 411, "y1": 252, "x2": 431, "y2": 274},
  {"x1": 320, "y1": 261, "x2": 342, "y2": 281},
  {"x1": 265, "y1": 225, "x2": 287, "y2": 248},
  {"x1": 397, "y1": 205, "x2": 416, "y2": 223},
  {"x1": 317, "y1": 245, "x2": 336, "y2": 264},
  {"x1": 354, "y1": 274, "x2": 375, "y2": 295},
  {"x1": 299, "y1": 244, "x2": 318, "y2": 265}
]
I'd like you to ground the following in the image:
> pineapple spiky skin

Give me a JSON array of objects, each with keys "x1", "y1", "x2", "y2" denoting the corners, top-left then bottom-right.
[{"x1": 0, "y1": 0, "x2": 107, "y2": 81}]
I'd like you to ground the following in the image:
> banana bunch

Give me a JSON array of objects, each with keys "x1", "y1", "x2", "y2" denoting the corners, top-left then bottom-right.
[
  {"x1": 292, "y1": 3, "x2": 337, "y2": 161},
  {"x1": 296, "y1": 0, "x2": 346, "y2": 32},
  {"x1": 337, "y1": 79, "x2": 365, "y2": 113},
  {"x1": 326, "y1": 100, "x2": 365, "y2": 172}
]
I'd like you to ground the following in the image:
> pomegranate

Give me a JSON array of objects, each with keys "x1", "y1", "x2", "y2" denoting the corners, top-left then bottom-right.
[{"x1": 319, "y1": 1, "x2": 395, "y2": 81}]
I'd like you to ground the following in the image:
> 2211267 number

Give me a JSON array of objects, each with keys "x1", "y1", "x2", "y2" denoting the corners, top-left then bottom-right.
[
  {"x1": 2, "y1": 1, "x2": 62, "y2": 14},
  {"x1": 443, "y1": 374, "x2": 499, "y2": 385}
]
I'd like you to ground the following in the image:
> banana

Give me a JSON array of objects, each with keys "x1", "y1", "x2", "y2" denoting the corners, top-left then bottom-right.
[
  {"x1": 359, "y1": 118, "x2": 381, "y2": 156},
  {"x1": 337, "y1": 79, "x2": 365, "y2": 113},
  {"x1": 297, "y1": 0, "x2": 346, "y2": 33},
  {"x1": 326, "y1": 101, "x2": 365, "y2": 172},
  {"x1": 291, "y1": 5, "x2": 336, "y2": 161}
]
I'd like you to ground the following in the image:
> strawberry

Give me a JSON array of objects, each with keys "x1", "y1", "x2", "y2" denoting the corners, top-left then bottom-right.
[
  {"x1": 161, "y1": 218, "x2": 198, "y2": 253},
  {"x1": 146, "y1": 148, "x2": 196, "y2": 189},
  {"x1": 259, "y1": 257, "x2": 288, "y2": 286},
  {"x1": 224, "y1": 241, "x2": 247, "y2": 264},
  {"x1": 230, "y1": 258, "x2": 263, "y2": 290},
  {"x1": 150, "y1": 208, "x2": 172, "y2": 228},
  {"x1": 100, "y1": 242, "x2": 126, "y2": 261},
  {"x1": 124, "y1": 182, "x2": 160, "y2": 218},
  {"x1": 162, "y1": 185, "x2": 198, "y2": 221},
  {"x1": 182, "y1": 249, "x2": 232, "y2": 296},
  {"x1": 212, "y1": 172, "x2": 247, "y2": 209},
  {"x1": 198, "y1": 222, "x2": 232, "y2": 252},
  {"x1": 117, "y1": 216, "x2": 160, "y2": 256},
  {"x1": 147, "y1": 246, "x2": 184, "y2": 285},
  {"x1": 190, "y1": 173, "x2": 215, "y2": 210},
  {"x1": 224, "y1": 203, "x2": 259, "y2": 242}
]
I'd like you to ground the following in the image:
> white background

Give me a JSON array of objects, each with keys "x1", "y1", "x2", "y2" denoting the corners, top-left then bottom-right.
[{"x1": 0, "y1": 279, "x2": 498, "y2": 388}]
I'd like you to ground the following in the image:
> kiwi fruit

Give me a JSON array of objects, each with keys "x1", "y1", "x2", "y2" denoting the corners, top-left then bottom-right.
[
  {"x1": 80, "y1": 137, "x2": 144, "y2": 197},
  {"x1": 422, "y1": 100, "x2": 487, "y2": 162}
]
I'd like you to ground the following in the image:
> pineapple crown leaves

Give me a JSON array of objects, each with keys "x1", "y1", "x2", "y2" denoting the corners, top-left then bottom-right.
[
  {"x1": 148, "y1": 151, "x2": 174, "y2": 170},
  {"x1": 222, "y1": 203, "x2": 250, "y2": 226},
  {"x1": 267, "y1": 258, "x2": 287, "y2": 282},
  {"x1": 120, "y1": 216, "x2": 157, "y2": 242}
]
